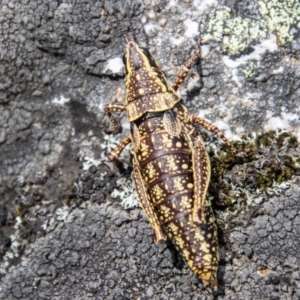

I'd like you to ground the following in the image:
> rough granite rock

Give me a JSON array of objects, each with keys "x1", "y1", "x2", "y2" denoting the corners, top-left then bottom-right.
[{"x1": 0, "y1": 0, "x2": 300, "y2": 299}]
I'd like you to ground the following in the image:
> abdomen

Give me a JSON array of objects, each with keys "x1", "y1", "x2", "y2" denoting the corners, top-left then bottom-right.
[{"x1": 134, "y1": 114, "x2": 218, "y2": 284}]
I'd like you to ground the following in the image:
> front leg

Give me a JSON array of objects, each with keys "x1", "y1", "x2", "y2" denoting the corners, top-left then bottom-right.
[
  {"x1": 104, "y1": 103, "x2": 126, "y2": 134},
  {"x1": 132, "y1": 158, "x2": 167, "y2": 244},
  {"x1": 172, "y1": 39, "x2": 201, "y2": 91}
]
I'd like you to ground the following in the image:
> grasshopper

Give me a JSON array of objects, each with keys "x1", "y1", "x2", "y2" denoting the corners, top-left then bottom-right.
[{"x1": 104, "y1": 32, "x2": 247, "y2": 289}]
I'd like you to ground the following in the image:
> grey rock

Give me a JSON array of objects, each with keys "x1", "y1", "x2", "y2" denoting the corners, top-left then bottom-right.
[
  {"x1": 9, "y1": 108, "x2": 33, "y2": 131},
  {"x1": 32, "y1": 90, "x2": 43, "y2": 96},
  {"x1": 1, "y1": 1, "x2": 300, "y2": 299},
  {"x1": 0, "y1": 128, "x2": 7, "y2": 144},
  {"x1": 86, "y1": 49, "x2": 106, "y2": 65},
  {"x1": 38, "y1": 132, "x2": 53, "y2": 154},
  {"x1": 0, "y1": 76, "x2": 12, "y2": 90},
  {"x1": 230, "y1": 231, "x2": 247, "y2": 245}
]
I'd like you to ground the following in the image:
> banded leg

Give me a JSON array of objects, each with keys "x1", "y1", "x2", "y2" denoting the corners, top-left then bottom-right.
[
  {"x1": 188, "y1": 114, "x2": 250, "y2": 157},
  {"x1": 172, "y1": 39, "x2": 201, "y2": 91},
  {"x1": 191, "y1": 135, "x2": 211, "y2": 224},
  {"x1": 104, "y1": 103, "x2": 126, "y2": 134},
  {"x1": 132, "y1": 158, "x2": 167, "y2": 244},
  {"x1": 107, "y1": 135, "x2": 131, "y2": 168}
]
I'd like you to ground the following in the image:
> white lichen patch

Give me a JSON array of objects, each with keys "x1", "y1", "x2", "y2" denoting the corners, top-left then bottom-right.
[
  {"x1": 264, "y1": 111, "x2": 300, "y2": 140},
  {"x1": 213, "y1": 119, "x2": 236, "y2": 140},
  {"x1": 257, "y1": 0, "x2": 300, "y2": 45},
  {"x1": 99, "y1": 130, "x2": 139, "y2": 209},
  {"x1": 0, "y1": 217, "x2": 23, "y2": 274},
  {"x1": 111, "y1": 176, "x2": 140, "y2": 209},
  {"x1": 56, "y1": 204, "x2": 75, "y2": 223},
  {"x1": 169, "y1": 36, "x2": 185, "y2": 46},
  {"x1": 76, "y1": 136, "x2": 105, "y2": 170},
  {"x1": 100, "y1": 133, "x2": 124, "y2": 157},
  {"x1": 102, "y1": 57, "x2": 124, "y2": 74},
  {"x1": 184, "y1": 19, "x2": 199, "y2": 38},
  {"x1": 192, "y1": 0, "x2": 218, "y2": 13},
  {"x1": 41, "y1": 217, "x2": 56, "y2": 232},
  {"x1": 52, "y1": 95, "x2": 70, "y2": 105}
]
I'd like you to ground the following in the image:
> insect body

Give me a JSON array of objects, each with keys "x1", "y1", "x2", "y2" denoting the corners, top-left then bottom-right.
[{"x1": 104, "y1": 35, "x2": 246, "y2": 289}]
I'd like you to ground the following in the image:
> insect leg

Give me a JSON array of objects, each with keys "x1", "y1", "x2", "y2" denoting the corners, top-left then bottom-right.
[
  {"x1": 191, "y1": 135, "x2": 211, "y2": 224},
  {"x1": 104, "y1": 103, "x2": 126, "y2": 134},
  {"x1": 172, "y1": 39, "x2": 201, "y2": 91},
  {"x1": 132, "y1": 158, "x2": 167, "y2": 244},
  {"x1": 107, "y1": 135, "x2": 132, "y2": 169},
  {"x1": 188, "y1": 114, "x2": 250, "y2": 157}
]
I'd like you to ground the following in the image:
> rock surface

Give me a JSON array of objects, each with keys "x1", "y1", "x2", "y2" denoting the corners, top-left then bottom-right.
[{"x1": 0, "y1": 0, "x2": 300, "y2": 299}]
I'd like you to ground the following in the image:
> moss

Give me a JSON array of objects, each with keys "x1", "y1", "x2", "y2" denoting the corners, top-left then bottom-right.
[
  {"x1": 15, "y1": 205, "x2": 27, "y2": 218},
  {"x1": 210, "y1": 130, "x2": 300, "y2": 207}
]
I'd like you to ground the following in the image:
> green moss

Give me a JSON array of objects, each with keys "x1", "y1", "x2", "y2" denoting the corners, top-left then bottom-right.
[
  {"x1": 210, "y1": 131, "x2": 300, "y2": 207},
  {"x1": 15, "y1": 205, "x2": 27, "y2": 218}
]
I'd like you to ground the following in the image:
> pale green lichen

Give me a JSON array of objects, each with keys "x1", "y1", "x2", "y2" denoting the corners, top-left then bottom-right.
[
  {"x1": 202, "y1": 10, "x2": 268, "y2": 55},
  {"x1": 202, "y1": 1, "x2": 300, "y2": 55},
  {"x1": 239, "y1": 61, "x2": 258, "y2": 78},
  {"x1": 202, "y1": 10, "x2": 228, "y2": 43},
  {"x1": 257, "y1": 0, "x2": 300, "y2": 45}
]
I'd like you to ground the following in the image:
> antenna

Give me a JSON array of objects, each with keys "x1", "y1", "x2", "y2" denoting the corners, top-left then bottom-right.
[{"x1": 114, "y1": 0, "x2": 136, "y2": 44}]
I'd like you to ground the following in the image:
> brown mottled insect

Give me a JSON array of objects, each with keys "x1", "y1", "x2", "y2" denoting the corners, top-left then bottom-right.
[{"x1": 104, "y1": 32, "x2": 247, "y2": 289}]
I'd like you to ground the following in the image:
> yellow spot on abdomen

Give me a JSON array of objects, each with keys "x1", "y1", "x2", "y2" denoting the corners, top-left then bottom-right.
[
  {"x1": 200, "y1": 242, "x2": 210, "y2": 253},
  {"x1": 187, "y1": 183, "x2": 194, "y2": 189},
  {"x1": 136, "y1": 74, "x2": 140, "y2": 80},
  {"x1": 182, "y1": 164, "x2": 188, "y2": 169},
  {"x1": 203, "y1": 254, "x2": 212, "y2": 262},
  {"x1": 182, "y1": 249, "x2": 190, "y2": 259},
  {"x1": 176, "y1": 142, "x2": 182, "y2": 147},
  {"x1": 138, "y1": 88, "x2": 144, "y2": 95}
]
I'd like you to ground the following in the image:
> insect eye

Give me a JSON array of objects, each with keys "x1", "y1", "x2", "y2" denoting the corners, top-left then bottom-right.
[
  {"x1": 122, "y1": 53, "x2": 127, "y2": 65},
  {"x1": 140, "y1": 47, "x2": 160, "y2": 68},
  {"x1": 122, "y1": 53, "x2": 129, "y2": 74},
  {"x1": 140, "y1": 47, "x2": 152, "y2": 59}
]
